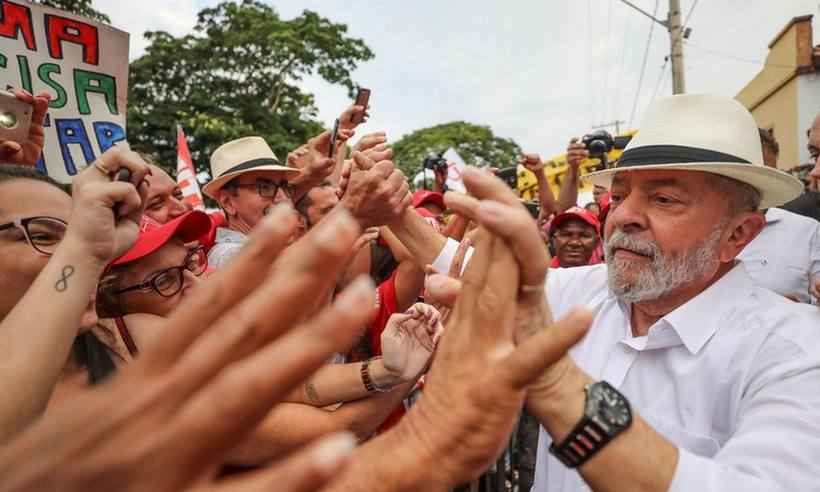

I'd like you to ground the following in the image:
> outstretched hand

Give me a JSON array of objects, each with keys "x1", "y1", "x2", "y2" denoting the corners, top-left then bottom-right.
[{"x1": 381, "y1": 303, "x2": 444, "y2": 382}]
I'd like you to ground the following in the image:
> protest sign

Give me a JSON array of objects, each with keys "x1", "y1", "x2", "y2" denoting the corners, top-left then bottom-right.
[{"x1": 0, "y1": 0, "x2": 129, "y2": 182}]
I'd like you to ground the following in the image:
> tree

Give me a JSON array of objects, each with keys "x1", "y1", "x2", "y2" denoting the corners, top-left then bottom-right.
[
  {"x1": 37, "y1": 0, "x2": 110, "y2": 23},
  {"x1": 391, "y1": 121, "x2": 522, "y2": 178},
  {"x1": 127, "y1": 0, "x2": 374, "y2": 177}
]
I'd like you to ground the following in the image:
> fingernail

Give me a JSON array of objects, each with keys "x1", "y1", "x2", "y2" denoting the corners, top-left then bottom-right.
[
  {"x1": 313, "y1": 432, "x2": 357, "y2": 473},
  {"x1": 337, "y1": 276, "x2": 375, "y2": 313}
]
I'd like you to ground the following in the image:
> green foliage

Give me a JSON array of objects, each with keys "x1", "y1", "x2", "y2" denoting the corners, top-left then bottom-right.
[
  {"x1": 391, "y1": 121, "x2": 522, "y2": 178},
  {"x1": 126, "y1": 0, "x2": 373, "y2": 176},
  {"x1": 37, "y1": 0, "x2": 111, "y2": 23}
]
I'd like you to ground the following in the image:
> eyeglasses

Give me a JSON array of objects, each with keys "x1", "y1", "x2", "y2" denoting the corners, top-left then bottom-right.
[
  {"x1": 115, "y1": 247, "x2": 208, "y2": 298},
  {"x1": 0, "y1": 216, "x2": 68, "y2": 256},
  {"x1": 234, "y1": 180, "x2": 293, "y2": 200}
]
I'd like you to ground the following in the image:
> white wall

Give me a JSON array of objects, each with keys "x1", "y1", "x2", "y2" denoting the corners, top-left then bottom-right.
[{"x1": 798, "y1": 72, "x2": 820, "y2": 164}]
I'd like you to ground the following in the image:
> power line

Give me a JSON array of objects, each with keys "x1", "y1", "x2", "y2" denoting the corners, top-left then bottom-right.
[
  {"x1": 651, "y1": 58, "x2": 670, "y2": 102},
  {"x1": 628, "y1": 0, "x2": 660, "y2": 128},
  {"x1": 684, "y1": 41, "x2": 795, "y2": 68}
]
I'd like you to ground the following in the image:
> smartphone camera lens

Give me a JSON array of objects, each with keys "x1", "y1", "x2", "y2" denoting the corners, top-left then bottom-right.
[{"x1": 0, "y1": 112, "x2": 17, "y2": 129}]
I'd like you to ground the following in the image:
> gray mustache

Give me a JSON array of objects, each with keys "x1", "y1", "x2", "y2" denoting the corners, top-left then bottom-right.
[{"x1": 605, "y1": 230, "x2": 657, "y2": 258}]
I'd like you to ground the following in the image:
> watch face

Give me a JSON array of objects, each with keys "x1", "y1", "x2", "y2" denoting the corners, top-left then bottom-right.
[{"x1": 590, "y1": 382, "x2": 632, "y2": 429}]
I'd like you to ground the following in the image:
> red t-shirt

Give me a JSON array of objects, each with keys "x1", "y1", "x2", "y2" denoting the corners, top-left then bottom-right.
[{"x1": 366, "y1": 273, "x2": 406, "y2": 431}]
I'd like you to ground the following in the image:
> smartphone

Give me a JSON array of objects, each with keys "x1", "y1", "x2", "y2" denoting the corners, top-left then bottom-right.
[
  {"x1": 328, "y1": 118, "x2": 340, "y2": 158},
  {"x1": 0, "y1": 89, "x2": 33, "y2": 142},
  {"x1": 497, "y1": 166, "x2": 518, "y2": 190},
  {"x1": 351, "y1": 88, "x2": 371, "y2": 124},
  {"x1": 523, "y1": 201, "x2": 540, "y2": 219}
]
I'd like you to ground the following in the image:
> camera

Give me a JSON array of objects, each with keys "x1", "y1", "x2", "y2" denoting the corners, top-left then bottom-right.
[
  {"x1": 423, "y1": 153, "x2": 448, "y2": 173},
  {"x1": 0, "y1": 89, "x2": 33, "y2": 142},
  {"x1": 581, "y1": 130, "x2": 615, "y2": 159}
]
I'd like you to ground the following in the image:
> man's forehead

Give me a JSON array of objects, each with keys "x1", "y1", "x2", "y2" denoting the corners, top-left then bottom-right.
[{"x1": 611, "y1": 170, "x2": 704, "y2": 190}]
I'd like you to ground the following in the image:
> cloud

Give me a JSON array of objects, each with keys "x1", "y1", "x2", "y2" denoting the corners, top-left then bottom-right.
[{"x1": 95, "y1": 0, "x2": 820, "y2": 161}]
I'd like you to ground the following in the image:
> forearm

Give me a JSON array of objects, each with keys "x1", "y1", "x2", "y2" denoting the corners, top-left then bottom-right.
[
  {"x1": 285, "y1": 360, "x2": 403, "y2": 407},
  {"x1": 527, "y1": 364, "x2": 677, "y2": 492},
  {"x1": 0, "y1": 238, "x2": 104, "y2": 440},
  {"x1": 386, "y1": 209, "x2": 447, "y2": 268},
  {"x1": 231, "y1": 384, "x2": 413, "y2": 467},
  {"x1": 535, "y1": 171, "x2": 557, "y2": 217},
  {"x1": 556, "y1": 168, "x2": 579, "y2": 212},
  {"x1": 394, "y1": 261, "x2": 425, "y2": 313},
  {"x1": 442, "y1": 213, "x2": 468, "y2": 240}
]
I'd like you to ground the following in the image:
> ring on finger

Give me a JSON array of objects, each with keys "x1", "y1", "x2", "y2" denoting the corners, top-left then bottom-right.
[
  {"x1": 93, "y1": 160, "x2": 113, "y2": 176},
  {"x1": 519, "y1": 283, "x2": 545, "y2": 296}
]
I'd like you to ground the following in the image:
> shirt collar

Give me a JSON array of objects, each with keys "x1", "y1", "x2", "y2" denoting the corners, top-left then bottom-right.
[
  {"x1": 660, "y1": 262, "x2": 755, "y2": 355},
  {"x1": 764, "y1": 208, "x2": 784, "y2": 224},
  {"x1": 215, "y1": 227, "x2": 247, "y2": 244}
]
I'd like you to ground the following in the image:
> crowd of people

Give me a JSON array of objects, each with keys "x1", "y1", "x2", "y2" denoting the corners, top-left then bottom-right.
[{"x1": 1, "y1": 72, "x2": 820, "y2": 492}]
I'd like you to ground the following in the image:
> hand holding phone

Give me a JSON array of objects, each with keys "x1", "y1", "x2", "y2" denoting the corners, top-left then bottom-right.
[
  {"x1": 351, "y1": 88, "x2": 371, "y2": 125},
  {"x1": 0, "y1": 89, "x2": 33, "y2": 143}
]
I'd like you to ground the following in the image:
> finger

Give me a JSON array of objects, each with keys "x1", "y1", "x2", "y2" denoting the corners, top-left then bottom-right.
[
  {"x1": 369, "y1": 159, "x2": 394, "y2": 180},
  {"x1": 461, "y1": 166, "x2": 525, "y2": 207},
  {"x1": 497, "y1": 308, "x2": 592, "y2": 389},
  {"x1": 424, "y1": 274, "x2": 461, "y2": 308},
  {"x1": 452, "y1": 227, "x2": 493, "y2": 322},
  {"x1": 158, "y1": 208, "x2": 362, "y2": 401},
  {"x1": 0, "y1": 141, "x2": 22, "y2": 157},
  {"x1": 101, "y1": 181, "x2": 143, "y2": 218},
  {"x1": 448, "y1": 237, "x2": 473, "y2": 279},
  {"x1": 444, "y1": 192, "x2": 481, "y2": 222},
  {"x1": 164, "y1": 277, "x2": 374, "y2": 468},
  {"x1": 476, "y1": 200, "x2": 549, "y2": 288},
  {"x1": 352, "y1": 150, "x2": 376, "y2": 171},
  {"x1": 140, "y1": 205, "x2": 299, "y2": 370},
  {"x1": 472, "y1": 233, "x2": 519, "y2": 342},
  {"x1": 93, "y1": 148, "x2": 151, "y2": 187},
  {"x1": 209, "y1": 432, "x2": 356, "y2": 492}
]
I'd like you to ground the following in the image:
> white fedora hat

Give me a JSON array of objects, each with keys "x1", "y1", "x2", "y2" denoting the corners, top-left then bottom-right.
[
  {"x1": 203, "y1": 136, "x2": 300, "y2": 198},
  {"x1": 584, "y1": 94, "x2": 803, "y2": 210}
]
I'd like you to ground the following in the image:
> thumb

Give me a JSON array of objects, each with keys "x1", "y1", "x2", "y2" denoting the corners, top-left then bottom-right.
[
  {"x1": 498, "y1": 308, "x2": 591, "y2": 390},
  {"x1": 351, "y1": 151, "x2": 374, "y2": 171}
]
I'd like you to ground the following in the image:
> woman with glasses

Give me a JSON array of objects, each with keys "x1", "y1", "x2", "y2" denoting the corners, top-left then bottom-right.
[
  {"x1": 0, "y1": 152, "x2": 150, "y2": 441},
  {"x1": 96, "y1": 211, "x2": 212, "y2": 354}
]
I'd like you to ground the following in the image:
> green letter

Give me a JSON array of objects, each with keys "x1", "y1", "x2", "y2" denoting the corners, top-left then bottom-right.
[
  {"x1": 38, "y1": 63, "x2": 68, "y2": 109},
  {"x1": 73, "y1": 69, "x2": 117, "y2": 115}
]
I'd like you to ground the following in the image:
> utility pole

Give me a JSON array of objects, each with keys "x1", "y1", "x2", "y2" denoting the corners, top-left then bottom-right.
[
  {"x1": 593, "y1": 120, "x2": 626, "y2": 135},
  {"x1": 667, "y1": 0, "x2": 686, "y2": 94},
  {"x1": 619, "y1": 0, "x2": 688, "y2": 94}
]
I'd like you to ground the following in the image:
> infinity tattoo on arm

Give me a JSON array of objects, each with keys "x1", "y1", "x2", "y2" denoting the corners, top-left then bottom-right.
[{"x1": 54, "y1": 265, "x2": 75, "y2": 292}]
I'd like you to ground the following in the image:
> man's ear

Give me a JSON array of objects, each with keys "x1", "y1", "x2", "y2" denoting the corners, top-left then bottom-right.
[
  {"x1": 218, "y1": 190, "x2": 237, "y2": 217},
  {"x1": 719, "y1": 211, "x2": 765, "y2": 263}
]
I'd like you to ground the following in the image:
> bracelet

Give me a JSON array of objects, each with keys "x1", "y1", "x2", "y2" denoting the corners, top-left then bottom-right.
[{"x1": 361, "y1": 357, "x2": 393, "y2": 393}]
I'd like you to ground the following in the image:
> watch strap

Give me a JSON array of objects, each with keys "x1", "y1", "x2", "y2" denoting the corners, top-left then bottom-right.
[{"x1": 548, "y1": 415, "x2": 612, "y2": 468}]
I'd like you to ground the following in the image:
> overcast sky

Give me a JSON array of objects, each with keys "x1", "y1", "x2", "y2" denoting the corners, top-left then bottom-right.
[{"x1": 95, "y1": 0, "x2": 820, "y2": 160}]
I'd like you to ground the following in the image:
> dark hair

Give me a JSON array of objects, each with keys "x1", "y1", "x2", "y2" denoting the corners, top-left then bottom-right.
[
  {"x1": 72, "y1": 332, "x2": 117, "y2": 384},
  {"x1": 0, "y1": 165, "x2": 69, "y2": 194}
]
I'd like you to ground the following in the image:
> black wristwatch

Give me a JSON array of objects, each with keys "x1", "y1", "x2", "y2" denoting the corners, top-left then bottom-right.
[{"x1": 549, "y1": 381, "x2": 632, "y2": 468}]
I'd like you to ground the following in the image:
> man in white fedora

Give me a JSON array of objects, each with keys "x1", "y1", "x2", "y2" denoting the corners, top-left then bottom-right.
[
  {"x1": 416, "y1": 94, "x2": 820, "y2": 491},
  {"x1": 204, "y1": 136, "x2": 300, "y2": 268}
]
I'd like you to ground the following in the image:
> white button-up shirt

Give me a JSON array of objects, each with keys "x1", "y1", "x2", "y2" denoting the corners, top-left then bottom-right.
[
  {"x1": 532, "y1": 263, "x2": 820, "y2": 492},
  {"x1": 738, "y1": 207, "x2": 820, "y2": 303},
  {"x1": 207, "y1": 227, "x2": 248, "y2": 269}
]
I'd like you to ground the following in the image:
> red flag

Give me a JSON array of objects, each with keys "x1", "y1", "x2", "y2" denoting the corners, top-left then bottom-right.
[{"x1": 176, "y1": 126, "x2": 205, "y2": 211}]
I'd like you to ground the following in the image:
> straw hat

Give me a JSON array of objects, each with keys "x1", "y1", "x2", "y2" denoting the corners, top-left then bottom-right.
[
  {"x1": 203, "y1": 137, "x2": 299, "y2": 198},
  {"x1": 583, "y1": 94, "x2": 803, "y2": 209}
]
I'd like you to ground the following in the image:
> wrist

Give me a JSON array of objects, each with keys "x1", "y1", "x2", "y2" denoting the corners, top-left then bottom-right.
[
  {"x1": 369, "y1": 358, "x2": 403, "y2": 388},
  {"x1": 59, "y1": 232, "x2": 110, "y2": 272},
  {"x1": 527, "y1": 360, "x2": 592, "y2": 443}
]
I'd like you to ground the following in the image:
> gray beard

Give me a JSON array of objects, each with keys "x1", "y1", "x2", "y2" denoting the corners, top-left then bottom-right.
[{"x1": 605, "y1": 225, "x2": 723, "y2": 303}]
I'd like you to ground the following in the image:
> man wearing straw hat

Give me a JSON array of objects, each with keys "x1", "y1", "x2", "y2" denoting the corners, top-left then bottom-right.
[
  {"x1": 514, "y1": 94, "x2": 820, "y2": 491},
  {"x1": 420, "y1": 94, "x2": 820, "y2": 491},
  {"x1": 203, "y1": 137, "x2": 302, "y2": 268}
]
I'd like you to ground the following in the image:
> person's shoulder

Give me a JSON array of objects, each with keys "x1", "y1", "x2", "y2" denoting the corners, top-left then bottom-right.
[
  {"x1": 770, "y1": 207, "x2": 820, "y2": 231},
  {"x1": 742, "y1": 286, "x2": 820, "y2": 354},
  {"x1": 548, "y1": 263, "x2": 608, "y2": 286}
]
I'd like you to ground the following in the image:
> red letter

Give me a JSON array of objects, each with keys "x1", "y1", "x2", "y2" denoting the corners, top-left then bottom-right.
[
  {"x1": 45, "y1": 14, "x2": 98, "y2": 65},
  {"x1": 0, "y1": 1, "x2": 36, "y2": 51}
]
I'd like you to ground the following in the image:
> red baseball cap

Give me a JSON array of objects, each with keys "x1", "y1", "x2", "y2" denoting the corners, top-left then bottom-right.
[
  {"x1": 110, "y1": 211, "x2": 212, "y2": 267},
  {"x1": 549, "y1": 207, "x2": 601, "y2": 236},
  {"x1": 411, "y1": 190, "x2": 445, "y2": 212}
]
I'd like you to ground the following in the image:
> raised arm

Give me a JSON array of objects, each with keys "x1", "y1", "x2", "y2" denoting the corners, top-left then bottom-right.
[
  {"x1": 0, "y1": 149, "x2": 150, "y2": 441},
  {"x1": 556, "y1": 138, "x2": 588, "y2": 212}
]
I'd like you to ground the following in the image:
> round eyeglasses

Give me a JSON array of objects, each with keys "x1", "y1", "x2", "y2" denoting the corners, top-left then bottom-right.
[
  {"x1": 0, "y1": 216, "x2": 68, "y2": 256},
  {"x1": 114, "y1": 247, "x2": 208, "y2": 298}
]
